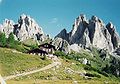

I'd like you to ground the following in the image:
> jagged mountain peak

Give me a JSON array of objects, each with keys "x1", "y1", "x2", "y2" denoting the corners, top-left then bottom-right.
[
  {"x1": 89, "y1": 15, "x2": 104, "y2": 27},
  {"x1": 19, "y1": 14, "x2": 37, "y2": 25},
  {"x1": 55, "y1": 28, "x2": 69, "y2": 41},
  {"x1": 91, "y1": 15, "x2": 98, "y2": 21},
  {"x1": 20, "y1": 14, "x2": 28, "y2": 19},
  {"x1": 16, "y1": 14, "x2": 46, "y2": 41},
  {"x1": 77, "y1": 14, "x2": 87, "y2": 21},
  {"x1": 106, "y1": 22, "x2": 115, "y2": 30},
  {"x1": 4, "y1": 19, "x2": 14, "y2": 24},
  {"x1": 55, "y1": 14, "x2": 120, "y2": 52},
  {"x1": 0, "y1": 14, "x2": 47, "y2": 42},
  {"x1": 0, "y1": 19, "x2": 15, "y2": 38},
  {"x1": 3, "y1": 19, "x2": 15, "y2": 27}
]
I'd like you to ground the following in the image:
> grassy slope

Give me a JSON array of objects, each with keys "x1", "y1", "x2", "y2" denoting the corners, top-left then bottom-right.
[
  {"x1": 0, "y1": 47, "x2": 51, "y2": 76},
  {"x1": 7, "y1": 59, "x2": 120, "y2": 84},
  {"x1": 8, "y1": 80, "x2": 116, "y2": 84},
  {"x1": 7, "y1": 58, "x2": 119, "y2": 84},
  {"x1": 22, "y1": 38, "x2": 38, "y2": 46},
  {"x1": 1, "y1": 47, "x2": 120, "y2": 84}
]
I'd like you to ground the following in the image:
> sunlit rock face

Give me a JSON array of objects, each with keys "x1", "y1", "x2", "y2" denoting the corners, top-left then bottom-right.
[
  {"x1": 1, "y1": 19, "x2": 14, "y2": 38},
  {"x1": 14, "y1": 14, "x2": 46, "y2": 41},
  {"x1": 55, "y1": 28, "x2": 70, "y2": 42},
  {"x1": 0, "y1": 14, "x2": 47, "y2": 42},
  {"x1": 106, "y1": 22, "x2": 120, "y2": 49},
  {"x1": 69, "y1": 14, "x2": 91, "y2": 49},
  {"x1": 88, "y1": 16, "x2": 113, "y2": 51},
  {"x1": 0, "y1": 24, "x2": 4, "y2": 33},
  {"x1": 52, "y1": 37, "x2": 70, "y2": 53},
  {"x1": 55, "y1": 14, "x2": 120, "y2": 52}
]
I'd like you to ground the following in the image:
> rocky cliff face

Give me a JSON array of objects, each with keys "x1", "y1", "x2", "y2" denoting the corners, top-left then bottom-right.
[
  {"x1": 106, "y1": 22, "x2": 120, "y2": 49},
  {"x1": 0, "y1": 14, "x2": 46, "y2": 42},
  {"x1": 55, "y1": 14, "x2": 120, "y2": 52},
  {"x1": 0, "y1": 19, "x2": 15, "y2": 38},
  {"x1": 52, "y1": 37, "x2": 70, "y2": 53}
]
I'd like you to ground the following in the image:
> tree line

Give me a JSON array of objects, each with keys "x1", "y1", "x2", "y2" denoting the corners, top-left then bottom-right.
[{"x1": 0, "y1": 32, "x2": 19, "y2": 48}]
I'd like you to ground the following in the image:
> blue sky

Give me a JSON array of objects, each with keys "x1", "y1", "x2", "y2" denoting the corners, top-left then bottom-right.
[{"x1": 0, "y1": 0, "x2": 120, "y2": 37}]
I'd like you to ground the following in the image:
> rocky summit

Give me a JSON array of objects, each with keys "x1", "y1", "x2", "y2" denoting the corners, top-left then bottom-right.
[
  {"x1": 55, "y1": 14, "x2": 120, "y2": 53},
  {"x1": 0, "y1": 14, "x2": 46, "y2": 42},
  {"x1": 1, "y1": 14, "x2": 120, "y2": 53}
]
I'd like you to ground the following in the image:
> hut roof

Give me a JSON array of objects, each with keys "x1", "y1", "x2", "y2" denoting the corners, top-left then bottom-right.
[
  {"x1": 27, "y1": 48, "x2": 48, "y2": 54},
  {"x1": 38, "y1": 43, "x2": 56, "y2": 50}
]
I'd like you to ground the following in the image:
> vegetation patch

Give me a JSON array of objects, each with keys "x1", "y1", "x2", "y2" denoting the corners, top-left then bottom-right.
[{"x1": 0, "y1": 48, "x2": 51, "y2": 76}]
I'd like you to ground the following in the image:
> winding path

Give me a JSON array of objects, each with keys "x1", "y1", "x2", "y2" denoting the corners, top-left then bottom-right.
[
  {"x1": 0, "y1": 75, "x2": 6, "y2": 84},
  {"x1": 3, "y1": 55, "x2": 61, "y2": 81}
]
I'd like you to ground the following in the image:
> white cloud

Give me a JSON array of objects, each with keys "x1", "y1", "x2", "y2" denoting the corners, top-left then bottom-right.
[{"x1": 50, "y1": 18, "x2": 58, "y2": 24}]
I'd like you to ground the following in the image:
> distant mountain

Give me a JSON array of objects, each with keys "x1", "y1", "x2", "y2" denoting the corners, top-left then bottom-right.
[
  {"x1": 1, "y1": 14, "x2": 120, "y2": 54},
  {"x1": 55, "y1": 14, "x2": 120, "y2": 53},
  {"x1": 0, "y1": 14, "x2": 47, "y2": 42},
  {"x1": 0, "y1": 13, "x2": 120, "y2": 80}
]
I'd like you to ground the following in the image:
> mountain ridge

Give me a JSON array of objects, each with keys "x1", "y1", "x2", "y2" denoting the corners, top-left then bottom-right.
[
  {"x1": 0, "y1": 14, "x2": 120, "y2": 83},
  {"x1": 55, "y1": 14, "x2": 120, "y2": 53},
  {"x1": 0, "y1": 13, "x2": 120, "y2": 54},
  {"x1": 0, "y1": 14, "x2": 47, "y2": 42}
]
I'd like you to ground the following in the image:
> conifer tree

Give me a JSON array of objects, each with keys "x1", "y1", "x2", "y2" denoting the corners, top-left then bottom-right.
[{"x1": 0, "y1": 33, "x2": 6, "y2": 47}]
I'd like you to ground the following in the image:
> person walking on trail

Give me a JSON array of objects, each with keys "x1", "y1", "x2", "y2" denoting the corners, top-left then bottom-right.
[{"x1": 0, "y1": 75, "x2": 6, "y2": 84}]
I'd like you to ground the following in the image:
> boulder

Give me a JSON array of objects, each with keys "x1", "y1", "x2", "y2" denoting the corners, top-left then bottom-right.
[{"x1": 52, "y1": 37, "x2": 70, "y2": 53}]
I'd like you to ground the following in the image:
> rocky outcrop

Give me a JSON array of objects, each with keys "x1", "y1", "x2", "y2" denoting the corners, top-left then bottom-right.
[
  {"x1": 55, "y1": 28, "x2": 69, "y2": 41},
  {"x1": 114, "y1": 48, "x2": 120, "y2": 56},
  {"x1": 52, "y1": 37, "x2": 70, "y2": 53},
  {"x1": 0, "y1": 24, "x2": 4, "y2": 33},
  {"x1": 0, "y1": 19, "x2": 14, "y2": 38},
  {"x1": 69, "y1": 14, "x2": 89, "y2": 45},
  {"x1": 14, "y1": 14, "x2": 46, "y2": 41},
  {"x1": 0, "y1": 14, "x2": 46, "y2": 42},
  {"x1": 88, "y1": 16, "x2": 113, "y2": 51},
  {"x1": 53, "y1": 37, "x2": 82, "y2": 53},
  {"x1": 106, "y1": 22, "x2": 120, "y2": 49},
  {"x1": 68, "y1": 44, "x2": 82, "y2": 53},
  {"x1": 55, "y1": 14, "x2": 120, "y2": 52}
]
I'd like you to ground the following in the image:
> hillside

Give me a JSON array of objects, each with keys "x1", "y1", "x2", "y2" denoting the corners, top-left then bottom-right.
[
  {"x1": 5, "y1": 49, "x2": 120, "y2": 84},
  {"x1": 0, "y1": 47, "x2": 51, "y2": 77},
  {"x1": 0, "y1": 14, "x2": 120, "y2": 84}
]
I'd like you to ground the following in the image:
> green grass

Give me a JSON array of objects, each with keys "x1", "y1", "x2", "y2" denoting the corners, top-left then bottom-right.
[
  {"x1": 0, "y1": 47, "x2": 51, "y2": 76},
  {"x1": 7, "y1": 80, "x2": 73, "y2": 84},
  {"x1": 1, "y1": 47, "x2": 120, "y2": 84},
  {"x1": 55, "y1": 49, "x2": 109, "y2": 71},
  {"x1": 7, "y1": 80, "x2": 119, "y2": 84},
  {"x1": 22, "y1": 38, "x2": 38, "y2": 46},
  {"x1": 12, "y1": 58, "x2": 120, "y2": 84}
]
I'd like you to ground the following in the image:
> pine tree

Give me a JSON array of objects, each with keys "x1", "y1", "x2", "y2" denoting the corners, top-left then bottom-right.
[
  {"x1": 7, "y1": 32, "x2": 15, "y2": 46},
  {"x1": 0, "y1": 33, "x2": 6, "y2": 47}
]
